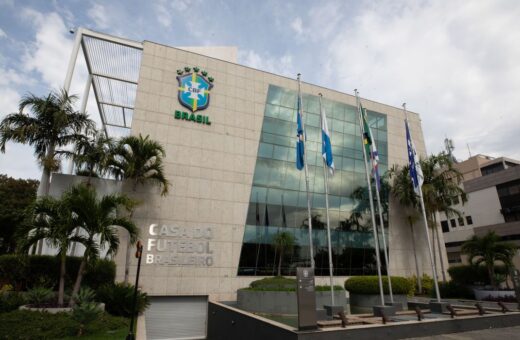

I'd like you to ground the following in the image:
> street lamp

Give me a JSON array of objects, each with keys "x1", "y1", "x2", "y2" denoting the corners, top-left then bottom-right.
[{"x1": 126, "y1": 241, "x2": 144, "y2": 340}]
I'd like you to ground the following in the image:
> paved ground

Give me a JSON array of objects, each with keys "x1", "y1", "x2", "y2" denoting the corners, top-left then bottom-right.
[{"x1": 405, "y1": 325, "x2": 520, "y2": 339}]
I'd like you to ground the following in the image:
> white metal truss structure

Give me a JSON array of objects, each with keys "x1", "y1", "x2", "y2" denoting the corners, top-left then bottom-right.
[{"x1": 63, "y1": 28, "x2": 143, "y2": 137}]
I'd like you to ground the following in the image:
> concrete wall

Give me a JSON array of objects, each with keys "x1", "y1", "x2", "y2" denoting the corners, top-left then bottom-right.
[
  {"x1": 116, "y1": 41, "x2": 433, "y2": 301},
  {"x1": 236, "y1": 290, "x2": 347, "y2": 314},
  {"x1": 43, "y1": 173, "x2": 124, "y2": 257}
]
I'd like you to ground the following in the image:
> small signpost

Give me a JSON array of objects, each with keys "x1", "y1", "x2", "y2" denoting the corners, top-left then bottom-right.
[{"x1": 296, "y1": 267, "x2": 317, "y2": 330}]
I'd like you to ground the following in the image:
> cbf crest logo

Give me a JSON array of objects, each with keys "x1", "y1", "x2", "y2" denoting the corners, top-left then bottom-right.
[{"x1": 176, "y1": 67, "x2": 214, "y2": 112}]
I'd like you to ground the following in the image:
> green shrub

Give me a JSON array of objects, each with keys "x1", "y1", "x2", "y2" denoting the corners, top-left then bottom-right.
[
  {"x1": 27, "y1": 286, "x2": 54, "y2": 305},
  {"x1": 408, "y1": 274, "x2": 434, "y2": 295},
  {"x1": 0, "y1": 255, "x2": 27, "y2": 290},
  {"x1": 315, "y1": 285, "x2": 344, "y2": 291},
  {"x1": 0, "y1": 255, "x2": 115, "y2": 291},
  {"x1": 248, "y1": 276, "x2": 297, "y2": 291},
  {"x1": 96, "y1": 283, "x2": 150, "y2": 317},
  {"x1": 73, "y1": 287, "x2": 96, "y2": 306},
  {"x1": 243, "y1": 276, "x2": 345, "y2": 292},
  {"x1": 344, "y1": 276, "x2": 414, "y2": 295},
  {"x1": 0, "y1": 310, "x2": 128, "y2": 338},
  {"x1": 83, "y1": 259, "x2": 116, "y2": 290},
  {"x1": 435, "y1": 281, "x2": 474, "y2": 299},
  {"x1": 0, "y1": 291, "x2": 26, "y2": 313},
  {"x1": 72, "y1": 302, "x2": 103, "y2": 336},
  {"x1": 448, "y1": 264, "x2": 508, "y2": 286}
]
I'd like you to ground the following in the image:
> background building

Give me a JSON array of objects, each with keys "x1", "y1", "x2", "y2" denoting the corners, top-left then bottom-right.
[
  {"x1": 442, "y1": 154, "x2": 520, "y2": 266},
  {"x1": 48, "y1": 29, "x2": 444, "y2": 339}
]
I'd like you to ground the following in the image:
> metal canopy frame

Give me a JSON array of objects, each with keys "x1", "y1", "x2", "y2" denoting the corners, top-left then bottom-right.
[{"x1": 63, "y1": 28, "x2": 143, "y2": 138}]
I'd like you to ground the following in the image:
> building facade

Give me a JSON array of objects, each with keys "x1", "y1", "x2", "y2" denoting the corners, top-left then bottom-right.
[
  {"x1": 442, "y1": 155, "x2": 520, "y2": 266},
  {"x1": 50, "y1": 30, "x2": 444, "y2": 339}
]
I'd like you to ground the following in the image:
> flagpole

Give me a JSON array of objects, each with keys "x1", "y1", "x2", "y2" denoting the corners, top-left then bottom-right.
[
  {"x1": 373, "y1": 174, "x2": 394, "y2": 303},
  {"x1": 298, "y1": 74, "x2": 315, "y2": 269},
  {"x1": 355, "y1": 90, "x2": 385, "y2": 306},
  {"x1": 318, "y1": 93, "x2": 335, "y2": 306},
  {"x1": 403, "y1": 103, "x2": 441, "y2": 302},
  {"x1": 254, "y1": 192, "x2": 260, "y2": 276}
]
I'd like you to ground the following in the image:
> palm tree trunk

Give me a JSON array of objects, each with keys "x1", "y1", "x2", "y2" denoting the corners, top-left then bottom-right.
[
  {"x1": 409, "y1": 219, "x2": 422, "y2": 294},
  {"x1": 36, "y1": 144, "x2": 55, "y2": 255},
  {"x1": 433, "y1": 215, "x2": 447, "y2": 282},
  {"x1": 58, "y1": 251, "x2": 66, "y2": 307},
  {"x1": 431, "y1": 217, "x2": 437, "y2": 274},
  {"x1": 278, "y1": 251, "x2": 283, "y2": 277},
  {"x1": 488, "y1": 264, "x2": 496, "y2": 288},
  {"x1": 69, "y1": 258, "x2": 87, "y2": 306},
  {"x1": 124, "y1": 189, "x2": 137, "y2": 283}
]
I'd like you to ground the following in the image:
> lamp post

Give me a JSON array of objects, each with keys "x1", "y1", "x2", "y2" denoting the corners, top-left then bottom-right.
[{"x1": 126, "y1": 241, "x2": 143, "y2": 340}]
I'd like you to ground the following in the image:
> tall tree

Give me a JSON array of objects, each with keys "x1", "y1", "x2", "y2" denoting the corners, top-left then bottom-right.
[
  {"x1": 64, "y1": 184, "x2": 138, "y2": 306},
  {"x1": 0, "y1": 175, "x2": 39, "y2": 253},
  {"x1": 421, "y1": 152, "x2": 467, "y2": 281},
  {"x1": 73, "y1": 130, "x2": 115, "y2": 183},
  {"x1": 17, "y1": 195, "x2": 90, "y2": 306},
  {"x1": 388, "y1": 164, "x2": 422, "y2": 293},
  {"x1": 108, "y1": 134, "x2": 170, "y2": 195},
  {"x1": 273, "y1": 231, "x2": 295, "y2": 276},
  {"x1": 0, "y1": 89, "x2": 94, "y2": 197},
  {"x1": 461, "y1": 231, "x2": 517, "y2": 288},
  {"x1": 107, "y1": 134, "x2": 170, "y2": 282}
]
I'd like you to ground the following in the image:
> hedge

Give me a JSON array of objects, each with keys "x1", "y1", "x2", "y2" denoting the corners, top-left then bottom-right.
[
  {"x1": 448, "y1": 264, "x2": 508, "y2": 286},
  {"x1": 436, "y1": 281, "x2": 475, "y2": 299},
  {"x1": 344, "y1": 276, "x2": 414, "y2": 295},
  {"x1": 243, "y1": 276, "x2": 344, "y2": 292},
  {"x1": 0, "y1": 255, "x2": 115, "y2": 291}
]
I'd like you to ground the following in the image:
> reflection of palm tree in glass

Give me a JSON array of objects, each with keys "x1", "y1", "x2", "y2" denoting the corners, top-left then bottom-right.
[
  {"x1": 300, "y1": 214, "x2": 326, "y2": 229},
  {"x1": 339, "y1": 210, "x2": 364, "y2": 231}
]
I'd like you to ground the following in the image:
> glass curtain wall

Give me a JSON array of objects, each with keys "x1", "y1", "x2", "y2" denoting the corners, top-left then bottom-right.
[{"x1": 237, "y1": 85, "x2": 388, "y2": 276}]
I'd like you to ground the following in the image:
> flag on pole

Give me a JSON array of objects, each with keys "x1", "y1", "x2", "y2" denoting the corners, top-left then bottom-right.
[
  {"x1": 361, "y1": 105, "x2": 381, "y2": 189},
  {"x1": 405, "y1": 120, "x2": 424, "y2": 194},
  {"x1": 296, "y1": 95, "x2": 305, "y2": 170},
  {"x1": 320, "y1": 105, "x2": 334, "y2": 175}
]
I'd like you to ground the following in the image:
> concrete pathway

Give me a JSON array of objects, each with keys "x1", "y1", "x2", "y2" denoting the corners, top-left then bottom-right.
[{"x1": 405, "y1": 325, "x2": 520, "y2": 339}]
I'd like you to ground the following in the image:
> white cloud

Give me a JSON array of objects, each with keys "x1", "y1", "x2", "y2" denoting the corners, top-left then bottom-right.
[
  {"x1": 323, "y1": 1, "x2": 520, "y2": 160},
  {"x1": 153, "y1": 0, "x2": 200, "y2": 28},
  {"x1": 0, "y1": 9, "x2": 95, "y2": 179},
  {"x1": 21, "y1": 9, "x2": 73, "y2": 89},
  {"x1": 0, "y1": 28, "x2": 6, "y2": 38},
  {"x1": 87, "y1": 3, "x2": 110, "y2": 29},
  {"x1": 291, "y1": 17, "x2": 303, "y2": 35},
  {"x1": 238, "y1": 50, "x2": 295, "y2": 78}
]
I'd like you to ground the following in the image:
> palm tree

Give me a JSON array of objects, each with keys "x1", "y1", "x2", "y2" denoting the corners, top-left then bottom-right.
[
  {"x1": 64, "y1": 184, "x2": 138, "y2": 306},
  {"x1": 16, "y1": 195, "x2": 90, "y2": 306},
  {"x1": 421, "y1": 152, "x2": 467, "y2": 281},
  {"x1": 107, "y1": 134, "x2": 169, "y2": 282},
  {"x1": 461, "y1": 231, "x2": 517, "y2": 288},
  {"x1": 388, "y1": 164, "x2": 423, "y2": 293},
  {"x1": 108, "y1": 134, "x2": 170, "y2": 195},
  {"x1": 273, "y1": 231, "x2": 295, "y2": 276},
  {"x1": 73, "y1": 130, "x2": 115, "y2": 183},
  {"x1": 0, "y1": 89, "x2": 94, "y2": 197}
]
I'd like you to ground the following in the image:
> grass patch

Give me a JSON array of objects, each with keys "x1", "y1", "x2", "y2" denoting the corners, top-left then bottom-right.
[{"x1": 0, "y1": 310, "x2": 129, "y2": 339}]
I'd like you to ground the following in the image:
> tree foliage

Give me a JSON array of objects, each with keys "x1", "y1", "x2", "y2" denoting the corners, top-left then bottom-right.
[
  {"x1": 0, "y1": 175, "x2": 38, "y2": 253},
  {"x1": 0, "y1": 89, "x2": 94, "y2": 196},
  {"x1": 461, "y1": 231, "x2": 517, "y2": 288},
  {"x1": 108, "y1": 134, "x2": 170, "y2": 195}
]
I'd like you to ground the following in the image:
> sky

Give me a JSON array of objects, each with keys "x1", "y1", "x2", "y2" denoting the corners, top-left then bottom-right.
[{"x1": 1, "y1": 0, "x2": 520, "y2": 180}]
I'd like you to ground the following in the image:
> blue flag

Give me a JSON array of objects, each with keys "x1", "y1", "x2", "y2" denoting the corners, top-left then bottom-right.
[
  {"x1": 320, "y1": 105, "x2": 334, "y2": 175},
  {"x1": 296, "y1": 95, "x2": 305, "y2": 170},
  {"x1": 405, "y1": 120, "x2": 424, "y2": 194}
]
